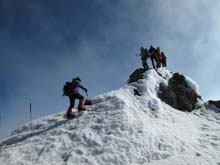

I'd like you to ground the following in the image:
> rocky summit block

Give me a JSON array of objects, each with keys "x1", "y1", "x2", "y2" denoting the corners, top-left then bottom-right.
[
  {"x1": 159, "y1": 73, "x2": 202, "y2": 112},
  {"x1": 128, "y1": 68, "x2": 146, "y2": 84},
  {"x1": 208, "y1": 100, "x2": 220, "y2": 109}
]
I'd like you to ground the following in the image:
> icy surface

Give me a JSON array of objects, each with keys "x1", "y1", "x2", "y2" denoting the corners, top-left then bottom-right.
[{"x1": 0, "y1": 68, "x2": 220, "y2": 165}]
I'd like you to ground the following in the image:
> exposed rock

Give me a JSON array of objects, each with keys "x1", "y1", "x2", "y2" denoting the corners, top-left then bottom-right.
[
  {"x1": 128, "y1": 68, "x2": 145, "y2": 83},
  {"x1": 133, "y1": 89, "x2": 141, "y2": 96},
  {"x1": 208, "y1": 100, "x2": 220, "y2": 109},
  {"x1": 159, "y1": 73, "x2": 202, "y2": 112}
]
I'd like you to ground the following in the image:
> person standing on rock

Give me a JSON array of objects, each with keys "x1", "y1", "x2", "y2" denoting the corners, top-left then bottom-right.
[
  {"x1": 160, "y1": 51, "x2": 167, "y2": 67},
  {"x1": 155, "y1": 47, "x2": 161, "y2": 68},
  {"x1": 139, "y1": 46, "x2": 149, "y2": 71},
  {"x1": 149, "y1": 45, "x2": 157, "y2": 69}
]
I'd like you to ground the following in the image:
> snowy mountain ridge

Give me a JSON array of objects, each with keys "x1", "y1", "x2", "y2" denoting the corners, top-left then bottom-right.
[{"x1": 0, "y1": 68, "x2": 220, "y2": 165}]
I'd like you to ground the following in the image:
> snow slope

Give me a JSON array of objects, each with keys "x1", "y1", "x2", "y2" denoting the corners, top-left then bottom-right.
[{"x1": 0, "y1": 68, "x2": 220, "y2": 165}]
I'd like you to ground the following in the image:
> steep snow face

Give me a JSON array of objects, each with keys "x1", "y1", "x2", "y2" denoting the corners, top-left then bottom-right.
[{"x1": 1, "y1": 68, "x2": 220, "y2": 165}]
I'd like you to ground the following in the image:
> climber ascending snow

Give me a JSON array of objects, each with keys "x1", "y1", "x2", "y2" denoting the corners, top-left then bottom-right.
[{"x1": 63, "y1": 77, "x2": 88, "y2": 119}]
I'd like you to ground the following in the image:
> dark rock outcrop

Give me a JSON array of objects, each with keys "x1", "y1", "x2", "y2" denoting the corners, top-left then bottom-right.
[
  {"x1": 133, "y1": 89, "x2": 141, "y2": 96},
  {"x1": 159, "y1": 73, "x2": 202, "y2": 112},
  {"x1": 208, "y1": 100, "x2": 220, "y2": 109},
  {"x1": 128, "y1": 68, "x2": 145, "y2": 83}
]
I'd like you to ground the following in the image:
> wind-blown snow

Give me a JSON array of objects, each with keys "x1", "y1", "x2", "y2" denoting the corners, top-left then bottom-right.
[
  {"x1": 0, "y1": 68, "x2": 220, "y2": 165},
  {"x1": 184, "y1": 74, "x2": 200, "y2": 95}
]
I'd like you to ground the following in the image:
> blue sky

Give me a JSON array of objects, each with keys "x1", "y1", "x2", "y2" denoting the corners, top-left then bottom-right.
[{"x1": 1, "y1": 0, "x2": 220, "y2": 139}]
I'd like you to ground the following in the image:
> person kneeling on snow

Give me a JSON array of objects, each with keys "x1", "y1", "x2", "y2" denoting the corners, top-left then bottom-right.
[{"x1": 65, "y1": 77, "x2": 87, "y2": 118}]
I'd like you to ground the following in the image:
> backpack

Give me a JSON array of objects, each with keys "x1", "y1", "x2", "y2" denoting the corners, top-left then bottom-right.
[
  {"x1": 63, "y1": 82, "x2": 73, "y2": 96},
  {"x1": 149, "y1": 46, "x2": 155, "y2": 54},
  {"x1": 140, "y1": 47, "x2": 145, "y2": 56}
]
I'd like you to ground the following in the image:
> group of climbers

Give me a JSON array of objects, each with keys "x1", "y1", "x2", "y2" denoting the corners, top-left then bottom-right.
[
  {"x1": 63, "y1": 45, "x2": 167, "y2": 119},
  {"x1": 139, "y1": 45, "x2": 167, "y2": 71}
]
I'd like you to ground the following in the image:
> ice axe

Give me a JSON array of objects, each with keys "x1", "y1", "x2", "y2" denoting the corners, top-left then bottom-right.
[
  {"x1": 86, "y1": 91, "x2": 89, "y2": 98},
  {"x1": 84, "y1": 90, "x2": 92, "y2": 106}
]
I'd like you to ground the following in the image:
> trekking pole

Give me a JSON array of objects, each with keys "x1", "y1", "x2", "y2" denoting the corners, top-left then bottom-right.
[
  {"x1": 29, "y1": 102, "x2": 33, "y2": 132},
  {"x1": 30, "y1": 102, "x2": 32, "y2": 122},
  {"x1": 86, "y1": 91, "x2": 89, "y2": 98}
]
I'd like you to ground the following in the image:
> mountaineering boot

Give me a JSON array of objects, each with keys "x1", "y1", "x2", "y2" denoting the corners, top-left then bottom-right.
[
  {"x1": 67, "y1": 113, "x2": 75, "y2": 119},
  {"x1": 78, "y1": 99, "x2": 86, "y2": 111},
  {"x1": 66, "y1": 107, "x2": 75, "y2": 118},
  {"x1": 78, "y1": 107, "x2": 86, "y2": 112},
  {"x1": 66, "y1": 107, "x2": 73, "y2": 115}
]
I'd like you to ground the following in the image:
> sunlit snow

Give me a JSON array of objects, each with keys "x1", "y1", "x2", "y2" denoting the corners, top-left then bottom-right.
[{"x1": 0, "y1": 68, "x2": 220, "y2": 165}]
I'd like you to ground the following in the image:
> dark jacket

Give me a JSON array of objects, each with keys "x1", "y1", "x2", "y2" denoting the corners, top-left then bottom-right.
[{"x1": 71, "y1": 79, "x2": 86, "y2": 94}]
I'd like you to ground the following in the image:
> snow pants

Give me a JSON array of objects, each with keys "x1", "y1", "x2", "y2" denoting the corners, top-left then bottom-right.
[{"x1": 68, "y1": 93, "x2": 84, "y2": 108}]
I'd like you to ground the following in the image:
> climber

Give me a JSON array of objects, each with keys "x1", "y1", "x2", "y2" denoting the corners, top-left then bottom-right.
[
  {"x1": 160, "y1": 51, "x2": 167, "y2": 67},
  {"x1": 149, "y1": 45, "x2": 157, "y2": 69},
  {"x1": 139, "y1": 46, "x2": 149, "y2": 71},
  {"x1": 64, "y1": 77, "x2": 88, "y2": 118},
  {"x1": 155, "y1": 47, "x2": 161, "y2": 68}
]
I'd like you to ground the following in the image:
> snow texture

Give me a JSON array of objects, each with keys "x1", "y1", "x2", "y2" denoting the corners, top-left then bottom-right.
[
  {"x1": 184, "y1": 74, "x2": 200, "y2": 95},
  {"x1": 0, "y1": 68, "x2": 220, "y2": 165}
]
